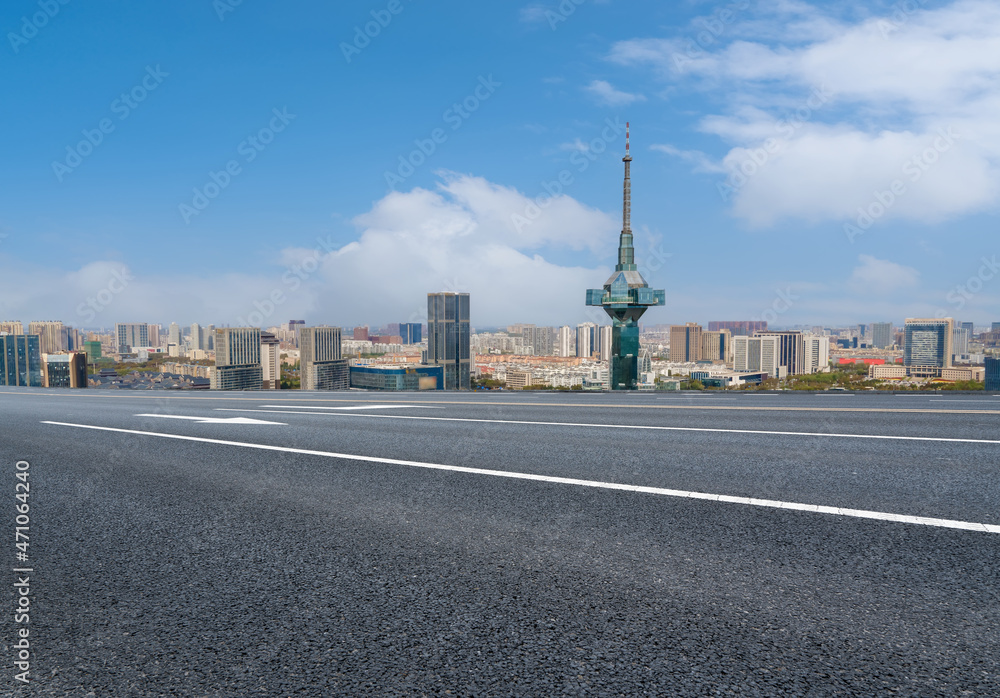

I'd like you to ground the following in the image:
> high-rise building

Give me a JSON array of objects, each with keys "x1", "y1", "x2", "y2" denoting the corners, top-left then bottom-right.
[
  {"x1": 191, "y1": 323, "x2": 203, "y2": 351},
  {"x1": 399, "y1": 322, "x2": 422, "y2": 344},
  {"x1": 42, "y1": 352, "x2": 88, "y2": 388},
  {"x1": 802, "y1": 334, "x2": 830, "y2": 374},
  {"x1": 211, "y1": 327, "x2": 263, "y2": 390},
  {"x1": 300, "y1": 326, "x2": 349, "y2": 390},
  {"x1": 952, "y1": 327, "x2": 970, "y2": 358},
  {"x1": 261, "y1": 331, "x2": 281, "y2": 389},
  {"x1": 147, "y1": 324, "x2": 161, "y2": 349},
  {"x1": 585, "y1": 122, "x2": 665, "y2": 389},
  {"x1": 426, "y1": 293, "x2": 471, "y2": 390},
  {"x1": 353, "y1": 326, "x2": 369, "y2": 341},
  {"x1": 534, "y1": 327, "x2": 554, "y2": 356},
  {"x1": 870, "y1": 322, "x2": 893, "y2": 349},
  {"x1": 168, "y1": 322, "x2": 181, "y2": 346},
  {"x1": 985, "y1": 357, "x2": 1000, "y2": 391},
  {"x1": 28, "y1": 321, "x2": 65, "y2": 354},
  {"x1": 0, "y1": 334, "x2": 42, "y2": 387},
  {"x1": 83, "y1": 340, "x2": 102, "y2": 363},
  {"x1": 599, "y1": 325, "x2": 612, "y2": 362},
  {"x1": 576, "y1": 323, "x2": 595, "y2": 358},
  {"x1": 756, "y1": 331, "x2": 804, "y2": 376},
  {"x1": 707, "y1": 320, "x2": 767, "y2": 336},
  {"x1": 700, "y1": 329, "x2": 731, "y2": 363},
  {"x1": 669, "y1": 323, "x2": 702, "y2": 362},
  {"x1": 992, "y1": 322, "x2": 1000, "y2": 333},
  {"x1": 115, "y1": 323, "x2": 148, "y2": 353},
  {"x1": 733, "y1": 335, "x2": 781, "y2": 377},
  {"x1": 556, "y1": 326, "x2": 573, "y2": 357},
  {"x1": 0, "y1": 322, "x2": 24, "y2": 335},
  {"x1": 904, "y1": 318, "x2": 953, "y2": 377}
]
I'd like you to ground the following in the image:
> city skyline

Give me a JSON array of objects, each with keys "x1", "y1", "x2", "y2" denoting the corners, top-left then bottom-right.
[{"x1": 1, "y1": 2, "x2": 999, "y2": 327}]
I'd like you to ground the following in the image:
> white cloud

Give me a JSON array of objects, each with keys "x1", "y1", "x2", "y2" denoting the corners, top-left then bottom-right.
[
  {"x1": 610, "y1": 0, "x2": 1000, "y2": 227},
  {"x1": 849, "y1": 255, "x2": 919, "y2": 295},
  {"x1": 650, "y1": 144, "x2": 726, "y2": 174},
  {"x1": 0, "y1": 175, "x2": 621, "y2": 328},
  {"x1": 584, "y1": 80, "x2": 646, "y2": 106}
]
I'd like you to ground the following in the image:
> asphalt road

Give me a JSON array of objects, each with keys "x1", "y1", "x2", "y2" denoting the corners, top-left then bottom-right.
[{"x1": 1, "y1": 388, "x2": 998, "y2": 696}]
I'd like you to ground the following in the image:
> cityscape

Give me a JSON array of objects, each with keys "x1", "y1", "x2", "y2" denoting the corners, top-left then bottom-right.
[{"x1": 3, "y1": 2, "x2": 1000, "y2": 696}]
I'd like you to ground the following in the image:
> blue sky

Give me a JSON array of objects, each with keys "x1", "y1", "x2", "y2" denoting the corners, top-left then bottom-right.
[{"x1": 1, "y1": 0, "x2": 998, "y2": 329}]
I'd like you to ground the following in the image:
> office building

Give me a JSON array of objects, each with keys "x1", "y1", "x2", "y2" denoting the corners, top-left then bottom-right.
[
  {"x1": 733, "y1": 335, "x2": 781, "y2": 377},
  {"x1": 756, "y1": 331, "x2": 804, "y2": 376},
  {"x1": 261, "y1": 331, "x2": 281, "y2": 389},
  {"x1": 350, "y1": 364, "x2": 443, "y2": 391},
  {"x1": 211, "y1": 327, "x2": 263, "y2": 390},
  {"x1": 992, "y1": 322, "x2": 1000, "y2": 333},
  {"x1": 585, "y1": 123, "x2": 665, "y2": 389},
  {"x1": 115, "y1": 323, "x2": 148, "y2": 353},
  {"x1": 870, "y1": 322, "x2": 893, "y2": 349},
  {"x1": 556, "y1": 326, "x2": 573, "y2": 357},
  {"x1": 802, "y1": 334, "x2": 830, "y2": 374},
  {"x1": 353, "y1": 326, "x2": 369, "y2": 341},
  {"x1": 707, "y1": 320, "x2": 767, "y2": 336},
  {"x1": 300, "y1": 326, "x2": 349, "y2": 390},
  {"x1": 191, "y1": 323, "x2": 204, "y2": 351},
  {"x1": 42, "y1": 352, "x2": 88, "y2": 388},
  {"x1": 29, "y1": 321, "x2": 66, "y2": 354},
  {"x1": 399, "y1": 322, "x2": 422, "y2": 345},
  {"x1": 952, "y1": 327, "x2": 970, "y2": 359},
  {"x1": 701, "y1": 329, "x2": 731, "y2": 363},
  {"x1": 904, "y1": 318, "x2": 953, "y2": 377},
  {"x1": 0, "y1": 334, "x2": 42, "y2": 387},
  {"x1": 961, "y1": 321, "x2": 974, "y2": 339},
  {"x1": 669, "y1": 323, "x2": 702, "y2": 362},
  {"x1": 83, "y1": 341, "x2": 102, "y2": 363},
  {"x1": 168, "y1": 322, "x2": 181, "y2": 347},
  {"x1": 0, "y1": 322, "x2": 24, "y2": 335},
  {"x1": 426, "y1": 292, "x2": 471, "y2": 390},
  {"x1": 986, "y1": 357, "x2": 1000, "y2": 391},
  {"x1": 576, "y1": 323, "x2": 595, "y2": 358}
]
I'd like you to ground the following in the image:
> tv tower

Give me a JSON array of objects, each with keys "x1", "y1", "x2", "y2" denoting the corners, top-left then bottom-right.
[{"x1": 585, "y1": 122, "x2": 665, "y2": 390}]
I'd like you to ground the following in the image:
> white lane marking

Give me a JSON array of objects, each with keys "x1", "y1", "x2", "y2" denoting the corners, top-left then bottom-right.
[
  {"x1": 929, "y1": 400, "x2": 999, "y2": 403},
  {"x1": 213, "y1": 408, "x2": 1000, "y2": 446},
  {"x1": 258, "y1": 404, "x2": 442, "y2": 411},
  {"x1": 134, "y1": 414, "x2": 285, "y2": 425},
  {"x1": 40, "y1": 420, "x2": 1000, "y2": 535}
]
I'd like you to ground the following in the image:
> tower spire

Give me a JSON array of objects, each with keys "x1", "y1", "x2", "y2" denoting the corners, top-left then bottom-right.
[{"x1": 618, "y1": 121, "x2": 635, "y2": 270}]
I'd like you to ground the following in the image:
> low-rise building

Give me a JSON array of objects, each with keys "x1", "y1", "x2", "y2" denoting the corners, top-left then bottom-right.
[
  {"x1": 506, "y1": 370, "x2": 533, "y2": 390},
  {"x1": 350, "y1": 364, "x2": 443, "y2": 391}
]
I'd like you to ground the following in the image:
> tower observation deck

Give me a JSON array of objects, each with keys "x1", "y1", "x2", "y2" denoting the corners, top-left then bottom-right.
[{"x1": 585, "y1": 122, "x2": 665, "y2": 390}]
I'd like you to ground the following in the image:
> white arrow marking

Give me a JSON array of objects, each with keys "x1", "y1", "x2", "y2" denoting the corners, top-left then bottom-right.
[{"x1": 135, "y1": 414, "x2": 286, "y2": 425}]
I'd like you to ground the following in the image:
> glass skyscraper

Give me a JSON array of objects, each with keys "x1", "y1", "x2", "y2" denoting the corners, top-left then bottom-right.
[
  {"x1": 426, "y1": 293, "x2": 470, "y2": 390},
  {"x1": 904, "y1": 318, "x2": 952, "y2": 377},
  {"x1": 1, "y1": 334, "x2": 42, "y2": 387}
]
